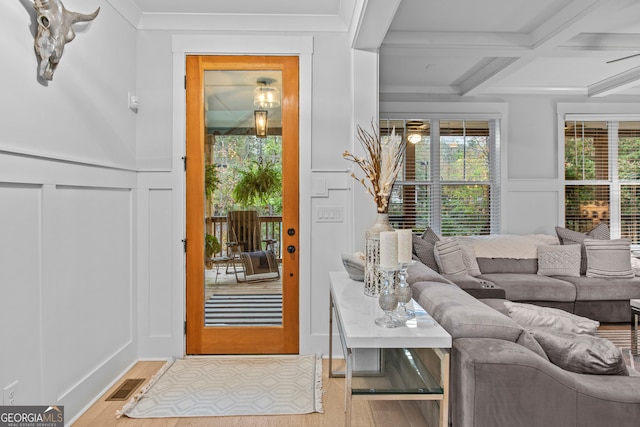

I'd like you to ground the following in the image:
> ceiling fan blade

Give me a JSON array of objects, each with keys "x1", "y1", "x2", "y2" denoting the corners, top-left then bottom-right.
[{"x1": 606, "y1": 53, "x2": 640, "y2": 64}]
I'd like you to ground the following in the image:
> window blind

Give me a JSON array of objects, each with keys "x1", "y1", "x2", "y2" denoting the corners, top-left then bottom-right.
[
  {"x1": 381, "y1": 118, "x2": 500, "y2": 237},
  {"x1": 563, "y1": 119, "x2": 640, "y2": 244}
]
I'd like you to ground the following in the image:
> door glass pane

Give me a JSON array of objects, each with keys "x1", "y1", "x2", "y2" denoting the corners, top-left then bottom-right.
[{"x1": 203, "y1": 70, "x2": 283, "y2": 327}]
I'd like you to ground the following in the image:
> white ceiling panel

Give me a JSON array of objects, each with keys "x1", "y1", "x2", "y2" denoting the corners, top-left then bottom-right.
[
  {"x1": 119, "y1": 0, "x2": 640, "y2": 97},
  {"x1": 388, "y1": 0, "x2": 574, "y2": 33}
]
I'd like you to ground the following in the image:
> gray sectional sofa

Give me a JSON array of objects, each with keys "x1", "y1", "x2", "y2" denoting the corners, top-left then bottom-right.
[
  {"x1": 412, "y1": 228, "x2": 640, "y2": 323},
  {"x1": 406, "y1": 260, "x2": 640, "y2": 427}
]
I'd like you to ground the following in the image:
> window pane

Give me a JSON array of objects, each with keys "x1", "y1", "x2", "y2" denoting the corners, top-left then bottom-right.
[
  {"x1": 564, "y1": 121, "x2": 608, "y2": 180},
  {"x1": 388, "y1": 184, "x2": 431, "y2": 232},
  {"x1": 381, "y1": 120, "x2": 431, "y2": 182},
  {"x1": 621, "y1": 185, "x2": 640, "y2": 244},
  {"x1": 440, "y1": 120, "x2": 489, "y2": 182},
  {"x1": 382, "y1": 118, "x2": 498, "y2": 236},
  {"x1": 441, "y1": 184, "x2": 491, "y2": 236},
  {"x1": 618, "y1": 121, "x2": 640, "y2": 180},
  {"x1": 564, "y1": 185, "x2": 610, "y2": 233}
]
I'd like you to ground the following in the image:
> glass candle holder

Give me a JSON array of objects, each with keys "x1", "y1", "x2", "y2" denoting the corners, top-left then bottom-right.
[
  {"x1": 394, "y1": 261, "x2": 416, "y2": 320},
  {"x1": 375, "y1": 266, "x2": 401, "y2": 328}
]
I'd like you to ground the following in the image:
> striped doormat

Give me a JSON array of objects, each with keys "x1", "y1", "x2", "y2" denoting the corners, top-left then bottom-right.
[{"x1": 205, "y1": 294, "x2": 282, "y2": 326}]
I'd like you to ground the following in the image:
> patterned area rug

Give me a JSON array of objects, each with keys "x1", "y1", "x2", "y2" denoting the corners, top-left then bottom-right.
[
  {"x1": 117, "y1": 355, "x2": 323, "y2": 418},
  {"x1": 596, "y1": 328, "x2": 640, "y2": 374},
  {"x1": 205, "y1": 294, "x2": 282, "y2": 326}
]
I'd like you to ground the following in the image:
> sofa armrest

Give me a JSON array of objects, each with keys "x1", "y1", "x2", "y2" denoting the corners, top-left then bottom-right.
[
  {"x1": 452, "y1": 338, "x2": 640, "y2": 427},
  {"x1": 444, "y1": 274, "x2": 506, "y2": 299}
]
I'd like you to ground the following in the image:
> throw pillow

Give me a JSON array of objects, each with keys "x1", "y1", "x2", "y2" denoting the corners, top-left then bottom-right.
[
  {"x1": 555, "y1": 223, "x2": 610, "y2": 275},
  {"x1": 434, "y1": 240, "x2": 467, "y2": 275},
  {"x1": 412, "y1": 234, "x2": 439, "y2": 271},
  {"x1": 587, "y1": 222, "x2": 611, "y2": 240},
  {"x1": 504, "y1": 301, "x2": 599, "y2": 335},
  {"x1": 528, "y1": 328, "x2": 628, "y2": 376},
  {"x1": 537, "y1": 244, "x2": 581, "y2": 277},
  {"x1": 452, "y1": 239, "x2": 482, "y2": 276},
  {"x1": 584, "y1": 238, "x2": 634, "y2": 278},
  {"x1": 421, "y1": 227, "x2": 440, "y2": 243}
]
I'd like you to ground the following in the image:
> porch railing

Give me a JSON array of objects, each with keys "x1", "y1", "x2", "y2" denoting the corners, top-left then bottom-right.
[{"x1": 205, "y1": 215, "x2": 283, "y2": 259}]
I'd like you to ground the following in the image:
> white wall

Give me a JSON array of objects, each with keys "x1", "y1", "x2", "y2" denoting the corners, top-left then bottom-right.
[
  {"x1": 134, "y1": 28, "x2": 375, "y2": 359},
  {"x1": 0, "y1": 1, "x2": 138, "y2": 423}
]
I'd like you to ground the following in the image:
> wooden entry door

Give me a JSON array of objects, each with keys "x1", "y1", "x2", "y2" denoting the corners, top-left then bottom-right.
[{"x1": 185, "y1": 55, "x2": 299, "y2": 354}]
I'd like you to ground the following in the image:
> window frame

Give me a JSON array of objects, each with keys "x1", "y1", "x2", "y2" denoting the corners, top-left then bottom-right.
[
  {"x1": 380, "y1": 114, "x2": 502, "y2": 236},
  {"x1": 561, "y1": 112, "x2": 640, "y2": 248}
]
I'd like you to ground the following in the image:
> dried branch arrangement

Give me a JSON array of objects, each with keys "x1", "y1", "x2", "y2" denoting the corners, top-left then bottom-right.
[{"x1": 343, "y1": 122, "x2": 406, "y2": 213}]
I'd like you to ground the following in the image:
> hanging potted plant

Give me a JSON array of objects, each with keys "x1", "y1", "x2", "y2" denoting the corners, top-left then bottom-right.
[{"x1": 232, "y1": 158, "x2": 282, "y2": 209}]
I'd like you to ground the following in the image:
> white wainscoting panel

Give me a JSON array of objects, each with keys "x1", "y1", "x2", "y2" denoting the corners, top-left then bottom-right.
[
  {"x1": 148, "y1": 188, "x2": 174, "y2": 338},
  {"x1": 0, "y1": 184, "x2": 44, "y2": 403},
  {"x1": 53, "y1": 186, "x2": 134, "y2": 400}
]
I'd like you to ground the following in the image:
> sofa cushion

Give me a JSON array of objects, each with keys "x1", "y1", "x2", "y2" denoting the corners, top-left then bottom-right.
[
  {"x1": 480, "y1": 298, "x2": 511, "y2": 316},
  {"x1": 478, "y1": 273, "x2": 577, "y2": 302},
  {"x1": 504, "y1": 301, "x2": 599, "y2": 335},
  {"x1": 555, "y1": 224, "x2": 610, "y2": 275},
  {"x1": 584, "y1": 238, "x2": 634, "y2": 279},
  {"x1": 406, "y1": 259, "x2": 452, "y2": 286},
  {"x1": 537, "y1": 244, "x2": 581, "y2": 277},
  {"x1": 516, "y1": 329, "x2": 551, "y2": 361},
  {"x1": 554, "y1": 275, "x2": 640, "y2": 301},
  {"x1": 411, "y1": 281, "x2": 523, "y2": 342},
  {"x1": 477, "y1": 258, "x2": 538, "y2": 274},
  {"x1": 529, "y1": 328, "x2": 628, "y2": 376},
  {"x1": 434, "y1": 240, "x2": 467, "y2": 275}
]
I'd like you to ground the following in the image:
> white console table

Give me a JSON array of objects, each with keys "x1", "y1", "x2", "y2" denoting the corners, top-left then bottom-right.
[{"x1": 329, "y1": 271, "x2": 452, "y2": 427}]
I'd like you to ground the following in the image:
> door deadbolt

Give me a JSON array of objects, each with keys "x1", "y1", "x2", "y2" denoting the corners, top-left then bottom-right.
[{"x1": 287, "y1": 228, "x2": 296, "y2": 236}]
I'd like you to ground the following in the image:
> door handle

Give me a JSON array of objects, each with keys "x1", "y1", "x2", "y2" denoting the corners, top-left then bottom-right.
[{"x1": 287, "y1": 245, "x2": 296, "y2": 254}]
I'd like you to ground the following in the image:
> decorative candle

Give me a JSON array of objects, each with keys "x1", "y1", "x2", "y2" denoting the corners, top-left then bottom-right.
[
  {"x1": 397, "y1": 229, "x2": 413, "y2": 264},
  {"x1": 379, "y1": 231, "x2": 398, "y2": 268}
]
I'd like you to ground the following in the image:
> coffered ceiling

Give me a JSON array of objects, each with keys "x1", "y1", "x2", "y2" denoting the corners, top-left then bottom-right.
[{"x1": 115, "y1": 0, "x2": 640, "y2": 97}]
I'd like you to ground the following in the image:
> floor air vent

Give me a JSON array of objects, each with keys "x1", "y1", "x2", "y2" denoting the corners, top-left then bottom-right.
[{"x1": 105, "y1": 378, "x2": 145, "y2": 401}]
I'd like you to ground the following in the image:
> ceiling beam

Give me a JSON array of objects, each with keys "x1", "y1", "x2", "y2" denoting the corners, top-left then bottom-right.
[
  {"x1": 588, "y1": 65, "x2": 640, "y2": 97},
  {"x1": 458, "y1": 0, "x2": 611, "y2": 96},
  {"x1": 457, "y1": 58, "x2": 520, "y2": 96},
  {"x1": 351, "y1": 0, "x2": 402, "y2": 50}
]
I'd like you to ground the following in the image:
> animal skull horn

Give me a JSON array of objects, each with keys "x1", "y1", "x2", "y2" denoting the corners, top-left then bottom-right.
[{"x1": 33, "y1": 0, "x2": 100, "y2": 80}]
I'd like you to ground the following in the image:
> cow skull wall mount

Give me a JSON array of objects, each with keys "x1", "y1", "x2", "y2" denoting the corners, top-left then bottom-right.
[{"x1": 33, "y1": 0, "x2": 100, "y2": 81}]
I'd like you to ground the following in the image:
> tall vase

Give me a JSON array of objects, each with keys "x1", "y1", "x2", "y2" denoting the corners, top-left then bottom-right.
[{"x1": 364, "y1": 213, "x2": 394, "y2": 297}]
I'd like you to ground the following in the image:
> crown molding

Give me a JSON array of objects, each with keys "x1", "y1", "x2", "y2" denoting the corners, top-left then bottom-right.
[{"x1": 104, "y1": 0, "x2": 347, "y2": 31}]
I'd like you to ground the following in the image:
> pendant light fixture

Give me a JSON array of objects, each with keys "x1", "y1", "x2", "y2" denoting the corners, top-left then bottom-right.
[
  {"x1": 253, "y1": 80, "x2": 280, "y2": 109},
  {"x1": 254, "y1": 110, "x2": 268, "y2": 137}
]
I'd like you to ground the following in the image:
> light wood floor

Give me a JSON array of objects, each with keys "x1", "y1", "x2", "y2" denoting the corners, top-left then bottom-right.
[{"x1": 71, "y1": 359, "x2": 430, "y2": 427}]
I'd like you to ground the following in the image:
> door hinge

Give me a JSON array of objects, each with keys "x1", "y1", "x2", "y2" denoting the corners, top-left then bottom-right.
[
  {"x1": 184, "y1": 321, "x2": 187, "y2": 334},
  {"x1": 182, "y1": 156, "x2": 187, "y2": 171},
  {"x1": 184, "y1": 75, "x2": 187, "y2": 90},
  {"x1": 182, "y1": 238, "x2": 187, "y2": 252}
]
